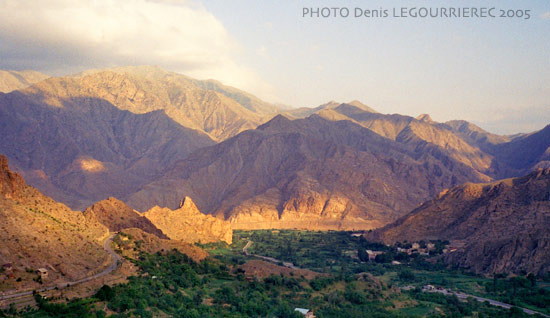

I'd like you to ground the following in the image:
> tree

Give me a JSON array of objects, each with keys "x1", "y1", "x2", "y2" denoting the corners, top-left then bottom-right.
[
  {"x1": 398, "y1": 269, "x2": 416, "y2": 282},
  {"x1": 358, "y1": 248, "x2": 369, "y2": 262},
  {"x1": 95, "y1": 284, "x2": 115, "y2": 301}
]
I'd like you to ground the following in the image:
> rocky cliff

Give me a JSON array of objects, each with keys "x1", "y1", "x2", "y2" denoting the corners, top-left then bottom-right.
[
  {"x1": 0, "y1": 154, "x2": 26, "y2": 199},
  {"x1": 143, "y1": 197, "x2": 233, "y2": 244},
  {"x1": 369, "y1": 169, "x2": 550, "y2": 275},
  {"x1": 83, "y1": 197, "x2": 167, "y2": 239}
]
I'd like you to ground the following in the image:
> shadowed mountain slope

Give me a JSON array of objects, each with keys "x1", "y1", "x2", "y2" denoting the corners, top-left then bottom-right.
[
  {"x1": 128, "y1": 114, "x2": 490, "y2": 230},
  {"x1": 0, "y1": 90, "x2": 214, "y2": 209},
  {"x1": 491, "y1": 125, "x2": 550, "y2": 175},
  {"x1": 369, "y1": 169, "x2": 550, "y2": 275},
  {"x1": 0, "y1": 66, "x2": 282, "y2": 209}
]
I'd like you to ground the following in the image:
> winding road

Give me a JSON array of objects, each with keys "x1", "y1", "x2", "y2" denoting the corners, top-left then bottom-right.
[
  {"x1": 413, "y1": 285, "x2": 550, "y2": 317},
  {"x1": 0, "y1": 233, "x2": 121, "y2": 301}
]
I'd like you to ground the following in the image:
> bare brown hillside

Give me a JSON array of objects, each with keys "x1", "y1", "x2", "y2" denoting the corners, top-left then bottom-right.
[
  {"x1": 0, "y1": 155, "x2": 109, "y2": 290},
  {"x1": 369, "y1": 169, "x2": 550, "y2": 275},
  {"x1": 118, "y1": 228, "x2": 209, "y2": 262},
  {"x1": 0, "y1": 70, "x2": 49, "y2": 93},
  {"x1": 83, "y1": 197, "x2": 167, "y2": 239}
]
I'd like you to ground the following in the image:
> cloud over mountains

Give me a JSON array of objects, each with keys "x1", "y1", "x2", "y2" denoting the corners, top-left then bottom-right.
[{"x1": 0, "y1": 0, "x2": 265, "y2": 94}]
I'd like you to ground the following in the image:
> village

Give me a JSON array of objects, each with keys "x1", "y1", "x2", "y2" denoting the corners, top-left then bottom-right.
[{"x1": 350, "y1": 232, "x2": 459, "y2": 265}]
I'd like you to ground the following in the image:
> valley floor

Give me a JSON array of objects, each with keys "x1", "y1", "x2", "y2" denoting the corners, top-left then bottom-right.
[{"x1": 2, "y1": 230, "x2": 550, "y2": 318}]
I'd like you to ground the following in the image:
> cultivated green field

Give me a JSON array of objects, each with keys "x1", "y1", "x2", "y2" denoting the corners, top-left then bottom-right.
[{"x1": 4, "y1": 230, "x2": 549, "y2": 318}]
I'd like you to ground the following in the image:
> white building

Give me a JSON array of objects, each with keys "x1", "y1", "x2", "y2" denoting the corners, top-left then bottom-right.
[{"x1": 295, "y1": 308, "x2": 315, "y2": 318}]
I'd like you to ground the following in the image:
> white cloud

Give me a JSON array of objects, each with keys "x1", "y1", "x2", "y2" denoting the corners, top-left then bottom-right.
[{"x1": 0, "y1": 0, "x2": 274, "y2": 99}]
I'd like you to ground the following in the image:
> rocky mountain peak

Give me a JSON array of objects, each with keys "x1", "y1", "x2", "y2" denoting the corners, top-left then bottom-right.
[
  {"x1": 179, "y1": 196, "x2": 200, "y2": 213},
  {"x1": 143, "y1": 200, "x2": 233, "y2": 244},
  {"x1": 416, "y1": 113, "x2": 434, "y2": 123},
  {"x1": 83, "y1": 196, "x2": 168, "y2": 239},
  {"x1": 345, "y1": 100, "x2": 378, "y2": 113},
  {"x1": 256, "y1": 114, "x2": 293, "y2": 131}
]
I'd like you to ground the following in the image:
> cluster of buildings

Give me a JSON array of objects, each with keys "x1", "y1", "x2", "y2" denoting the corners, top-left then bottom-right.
[
  {"x1": 2, "y1": 263, "x2": 49, "y2": 281},
  {"x1": 396, "y1": 242, "x2": 435, "y2": 256}
]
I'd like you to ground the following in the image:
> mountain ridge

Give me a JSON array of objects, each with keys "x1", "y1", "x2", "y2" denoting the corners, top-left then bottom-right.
[
  {"x1": 368, "y1": 168, "x2": 550, "y2": 274},
  {"x1": 127, "y1": 113, "x2": 492, "y2": 230},
  {"x1": 0, "y1": 70, "x2": 49, "y2": 93}
]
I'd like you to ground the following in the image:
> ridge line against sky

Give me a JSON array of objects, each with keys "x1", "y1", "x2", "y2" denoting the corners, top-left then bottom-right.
[{"x1": 0, "y1": 0, "x2": 548, "y2": 134}]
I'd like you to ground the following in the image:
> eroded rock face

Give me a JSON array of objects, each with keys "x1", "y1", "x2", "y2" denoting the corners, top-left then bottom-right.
[
  {"x1": 143, "y1": 197, "x2": 233, "y2": 244},
  {"x1": 370, "y1": 168, "x2": 550, "y2": 275},
  {"x1": 0, "y1": 155, "x2": 26, "y2": 199},
  {"x1": 83, "y1": 197, "x2": 167, "y2": 239}
]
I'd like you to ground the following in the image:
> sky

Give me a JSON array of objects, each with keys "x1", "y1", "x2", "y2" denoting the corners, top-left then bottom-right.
[{"x1": 0, "y1": 0, "x2": 549, "y2": 134}]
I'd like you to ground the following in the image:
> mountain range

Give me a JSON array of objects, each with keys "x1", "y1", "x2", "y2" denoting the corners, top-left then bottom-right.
[
  {"x1": 127, "y1": 112, "x2": 491, "y2": 230},
  {"x1": 0, "y1": 66, "x2": 280, "y2": 209},
  {"x1": 1, "y1": 66, "x2": 549, "y2": 275}
]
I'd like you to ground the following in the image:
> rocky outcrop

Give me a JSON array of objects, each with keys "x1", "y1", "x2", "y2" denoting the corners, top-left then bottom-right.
[
  {"x1": 83, "y1": 197, "x2": 167, "y2": 239},
  {"x1": 369, "y1": 169, "x2": 550, "y2": 275},
  {"x1": 143, "y1": 197, "x2": 233, "y2": 244},
  {"x1": 0, "y1": 154, "x2": 26, "y2": 199}
]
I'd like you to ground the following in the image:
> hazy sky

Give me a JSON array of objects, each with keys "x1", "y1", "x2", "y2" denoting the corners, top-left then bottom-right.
[{"x1": 0, "y1": 0, "x2": 549, "y2": 134}]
